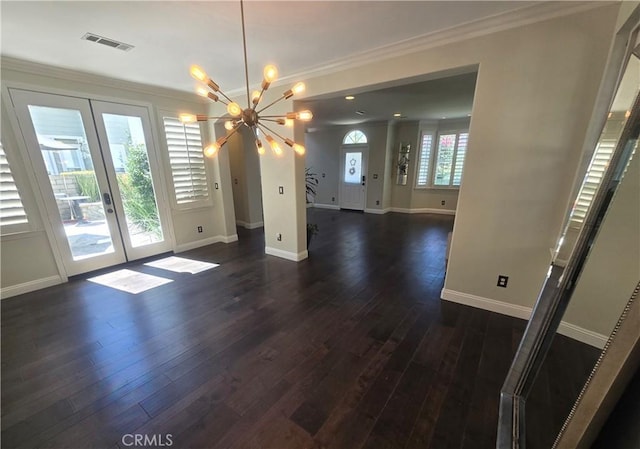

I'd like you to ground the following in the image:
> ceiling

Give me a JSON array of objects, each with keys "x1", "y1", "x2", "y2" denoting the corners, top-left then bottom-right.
[{"x1": 2, "y1": 1, "x2": 580, "y2": 126}]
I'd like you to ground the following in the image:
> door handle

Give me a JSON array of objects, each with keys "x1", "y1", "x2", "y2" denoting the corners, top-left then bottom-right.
[{"x1": 103, "y1": 192, "x2": 112, "y2": 205}]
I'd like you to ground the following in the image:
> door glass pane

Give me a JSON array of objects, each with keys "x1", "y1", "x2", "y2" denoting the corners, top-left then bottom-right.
[
  {"x1": 434, "y1": 134, "x2": 456, "y2": 186},
  {"x1": 344, "y1": 151, "x2": 362, "y2": 184},
  {"x1": 101, "y1": 113, "x2": 164, "y2": 247},
  {"x1": 27, "y1": 105, "x2": 114, "y2": 260}
]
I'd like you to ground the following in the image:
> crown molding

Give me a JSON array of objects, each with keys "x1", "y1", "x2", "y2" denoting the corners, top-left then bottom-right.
[
  {"x1": 0, "y1": 56, "x2": 208, "y2": 104},
  {"x1": 280, "y1": 1, "x2": 613, "y2": 88}
]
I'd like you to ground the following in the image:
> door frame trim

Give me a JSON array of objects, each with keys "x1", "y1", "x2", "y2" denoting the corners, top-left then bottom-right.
[{"x1": 2, "y1": 80, "x2": 177, "y2": 276}]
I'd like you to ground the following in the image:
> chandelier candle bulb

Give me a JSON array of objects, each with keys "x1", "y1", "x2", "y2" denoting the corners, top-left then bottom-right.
[
  {"x1": 227, "y1": 102, "x2": 242, "y2": 117},
  {"x1": 179, "y1": 113, "x2": 208, "y2": 123},
  {"x1": 204, "y1": 143, "x2": 220, "y2": 158},
  {"x1": 251, "y1": 90, "x2": 261, "y2": 105},
  {"x1": 196, "y1": 87, "x2": 220, "y2": 102},
  {"x1": 293, "y1": 144, "x2": 305, "y2": 155},
  {"x1": 263, "y1": 65, "x2": 278, "y2": 83},
  {"x1": 265, "y1": 135, "x2": 283, "y2": 156},
  {"x1": 224, "y1": 120, "x2": 235, "y2": 131}
]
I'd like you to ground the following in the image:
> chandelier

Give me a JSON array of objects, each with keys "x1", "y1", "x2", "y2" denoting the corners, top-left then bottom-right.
[{"x1": 179, "y1": 0, "x2": 312, "y2": 158}]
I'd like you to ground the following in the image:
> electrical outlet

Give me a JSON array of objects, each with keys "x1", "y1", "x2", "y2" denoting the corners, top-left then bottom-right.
[
  {"x1": 441, "y1": 200, "x2": 446, "y2": 206},
  {"x1": 497, "y1": 275, "x2": 509, "y2": 288},
  {"x1": 322, "y1": 173, "x2": 326, "y2": 178},
  {"x1": 214, "y1": 182, "x2": 219, "y2": 190},
  {"x1": 376, "y1": 200, "x2": 380, "y2": 205},
  {"x1": 197, "y1": 226, "x2": 203, "y2": 233},
  {"x1": 234, "y1": 178, "x2": 238, "y2": 185},
  {"x1": 278, "y1": 186, "x2": 284, "y2": 194},
  {"x1": 276, "y1": 233, "x2": 282, "y2": 241},
  {"x1": 332, "y1": 197, "x2": 335, "y2": 202}
]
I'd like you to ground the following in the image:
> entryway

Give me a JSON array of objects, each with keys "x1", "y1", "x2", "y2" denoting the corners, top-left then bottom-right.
[
  {"x1": 339, "y1": 144, "x2": 368, "y2": 211},
  {"x1": 10, "y1": 89, "x2": 171, "y2": 276}
]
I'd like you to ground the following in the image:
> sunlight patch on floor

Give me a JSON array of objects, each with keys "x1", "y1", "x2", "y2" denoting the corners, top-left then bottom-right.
[
  {"x1": 144, "y1": 256, "x2": 219, "y2": 274},
  {"x1": 87, "y1": 269, "x2": 173, "y2": 294}
]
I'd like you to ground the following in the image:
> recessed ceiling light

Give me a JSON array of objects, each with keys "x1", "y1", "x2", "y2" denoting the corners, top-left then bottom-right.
[
  {"x1": 345, "y1": 96, "x2": 355, "y2": 100},
  {"x1": 441, "y1": 116, "x2": 447, "y2": 119},
  {"x1": 393, "y1": 113, "x2": 401, "y2": 117}
]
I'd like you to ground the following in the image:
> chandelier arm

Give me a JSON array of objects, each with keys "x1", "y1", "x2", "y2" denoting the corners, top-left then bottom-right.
[
  {"x1": 259, "y1": 121, "x2": 289, "y2": 142},
  {"x1": 256, "y1": 95, "x2": 286, "y2": 114},
  {"x1": 215, "y1": 90, "x2": 235, "y2": 104},
  {"x1": 240, "y1": 0, "x2": 251, "y2": 109},
  {"x1": 260, "y1": 118, "x2": 285, "y2": 123}
]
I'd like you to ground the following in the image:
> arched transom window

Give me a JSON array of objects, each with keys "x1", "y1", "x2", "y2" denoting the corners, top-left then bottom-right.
[{"x1": 343, "y1": 130, "x2": 367, "y2": 144}]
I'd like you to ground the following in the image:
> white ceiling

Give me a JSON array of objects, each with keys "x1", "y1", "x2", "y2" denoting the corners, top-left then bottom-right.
[{"x1": 1, "y1": 1, "x2": 584, "y2": 125}]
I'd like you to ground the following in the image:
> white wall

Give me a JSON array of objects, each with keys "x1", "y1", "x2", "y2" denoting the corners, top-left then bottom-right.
[
  {"x1": 1, "y1": 60, "x2": 237, "y2": 296},
  {"x1": 297, "y1": 5, "x2": 620, "y2": 314}
]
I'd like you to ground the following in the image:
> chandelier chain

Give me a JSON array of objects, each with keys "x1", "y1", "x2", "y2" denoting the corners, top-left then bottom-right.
[{"x1": 240, "y1": 0, "x2": 251, "y2": 109}]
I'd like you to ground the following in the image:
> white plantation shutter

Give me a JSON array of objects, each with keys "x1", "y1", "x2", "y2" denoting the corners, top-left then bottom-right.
[
  {"x1": 569, "y1": 138, "x2": 616, "y2": 227},
  {"x1": 163, "y1": 117, "x2": 210, "y2": 205},
  {"x1": 0, "y1": 141, "x2": 29, "y2": 230},
  {"x1": 416, "y1": 133, "x2": 433, "y2": 187},
  {"x1": 452, "y1": 132, "x2": 468, "y2": 186}
]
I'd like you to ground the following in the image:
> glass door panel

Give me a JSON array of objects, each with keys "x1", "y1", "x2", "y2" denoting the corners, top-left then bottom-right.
[
  {"x1": 91, "y1": 101, "x2": 172, "y2": 260},
  {"x1": 101, "y1": 113, "x2": 163, "y2": 247},
  {"x1": 28, "y1": 105, "x2": 115, "y2": 260}
]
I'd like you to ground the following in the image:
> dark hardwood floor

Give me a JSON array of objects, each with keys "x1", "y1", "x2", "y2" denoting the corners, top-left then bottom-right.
[{"x1": 1, "y1": 209, "x2": 599, "y2": 448}]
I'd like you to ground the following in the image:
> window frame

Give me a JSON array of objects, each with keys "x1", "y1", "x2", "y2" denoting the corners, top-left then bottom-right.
[
  {"x1": 343, "y1": 129, "x2": 368, "y2": 145},
  {"x1": 415, "y1": 128, "x2": 469, "y2": 190},
  {"x1": 0, "y1": 140, "x2": 33, "y2": 235},
  {"x1": 159, "y1": 113, "x2": 214, "y2": 210}
]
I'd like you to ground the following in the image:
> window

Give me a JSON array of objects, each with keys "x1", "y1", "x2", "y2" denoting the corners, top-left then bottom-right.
[
  {"x1": 343, "y1": 130, "x2": 367, "y2": 144},
  {"x1": 0, "y1": 141, "x2": 30, "y2": 232},
  {"x1": 415, "y1": 130, "x2": 468, "y2": 188},
  {"x1": 415, "y1": 133, "x2": 434, "y2": 187},
  {"x1": 162, "y1": 117, "x2": 210, "y2": 205},
  {"x1": 568, "y1": 137, "x2": 616, "y2": 227}
]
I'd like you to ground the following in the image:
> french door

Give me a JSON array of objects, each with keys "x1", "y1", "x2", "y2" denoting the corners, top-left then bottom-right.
[
  {"x1": 339, "y1": 145, "x2": 368, "y2": 211},
  {"x1": 10, "y1": 89, "x2": 171, "y2": 276}
]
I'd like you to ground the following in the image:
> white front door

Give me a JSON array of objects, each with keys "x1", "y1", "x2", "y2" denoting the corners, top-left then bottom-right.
[
  {"x1": 10, "y1": 89, "x2": 171, "y2": 276},
  {"x1": 340, "y1": 145, "x2": 368, "y2": 211}
]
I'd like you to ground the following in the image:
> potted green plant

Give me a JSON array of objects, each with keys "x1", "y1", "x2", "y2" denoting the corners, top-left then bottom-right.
[{"x1": 306, "y1": 168, "x2": 319, "y2": 247}]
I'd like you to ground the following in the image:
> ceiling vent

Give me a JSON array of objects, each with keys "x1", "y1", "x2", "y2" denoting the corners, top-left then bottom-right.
[{"x1": 81, "y1": 33, "x2": 134, "y2": 52}]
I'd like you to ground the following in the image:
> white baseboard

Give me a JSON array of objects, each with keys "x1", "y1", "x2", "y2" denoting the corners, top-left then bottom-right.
[
  {"x1": 313, "y1": 203, "x2": 340, "y2": 210},
  {"x1": 441, "y1": 288, "x2": 607, "y2": 349},
  {"x1": 557, "y1": 321, "x2": 607, "y2": 349},
  {"x1": 364, "y1": 208, "x2": 390, "y2": 215},
  {"x1": 236, "y1": 220, "x2": 264, "y2": 229},
  {"x1": 175, "y1": 234, "x2": 238, "y2": 253},
  {"x1": 390, "y1": 207, "x2": 456, "y2": 215},
  {"x1": 1, "y1": 275, "x2": 63, "y2": 300},
  {"x1": 441, "y1": 288, "x2": 532, "y2": 320},
  {"x1": 265, "y1": 246, "x2": 309, "y2": 262}
]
